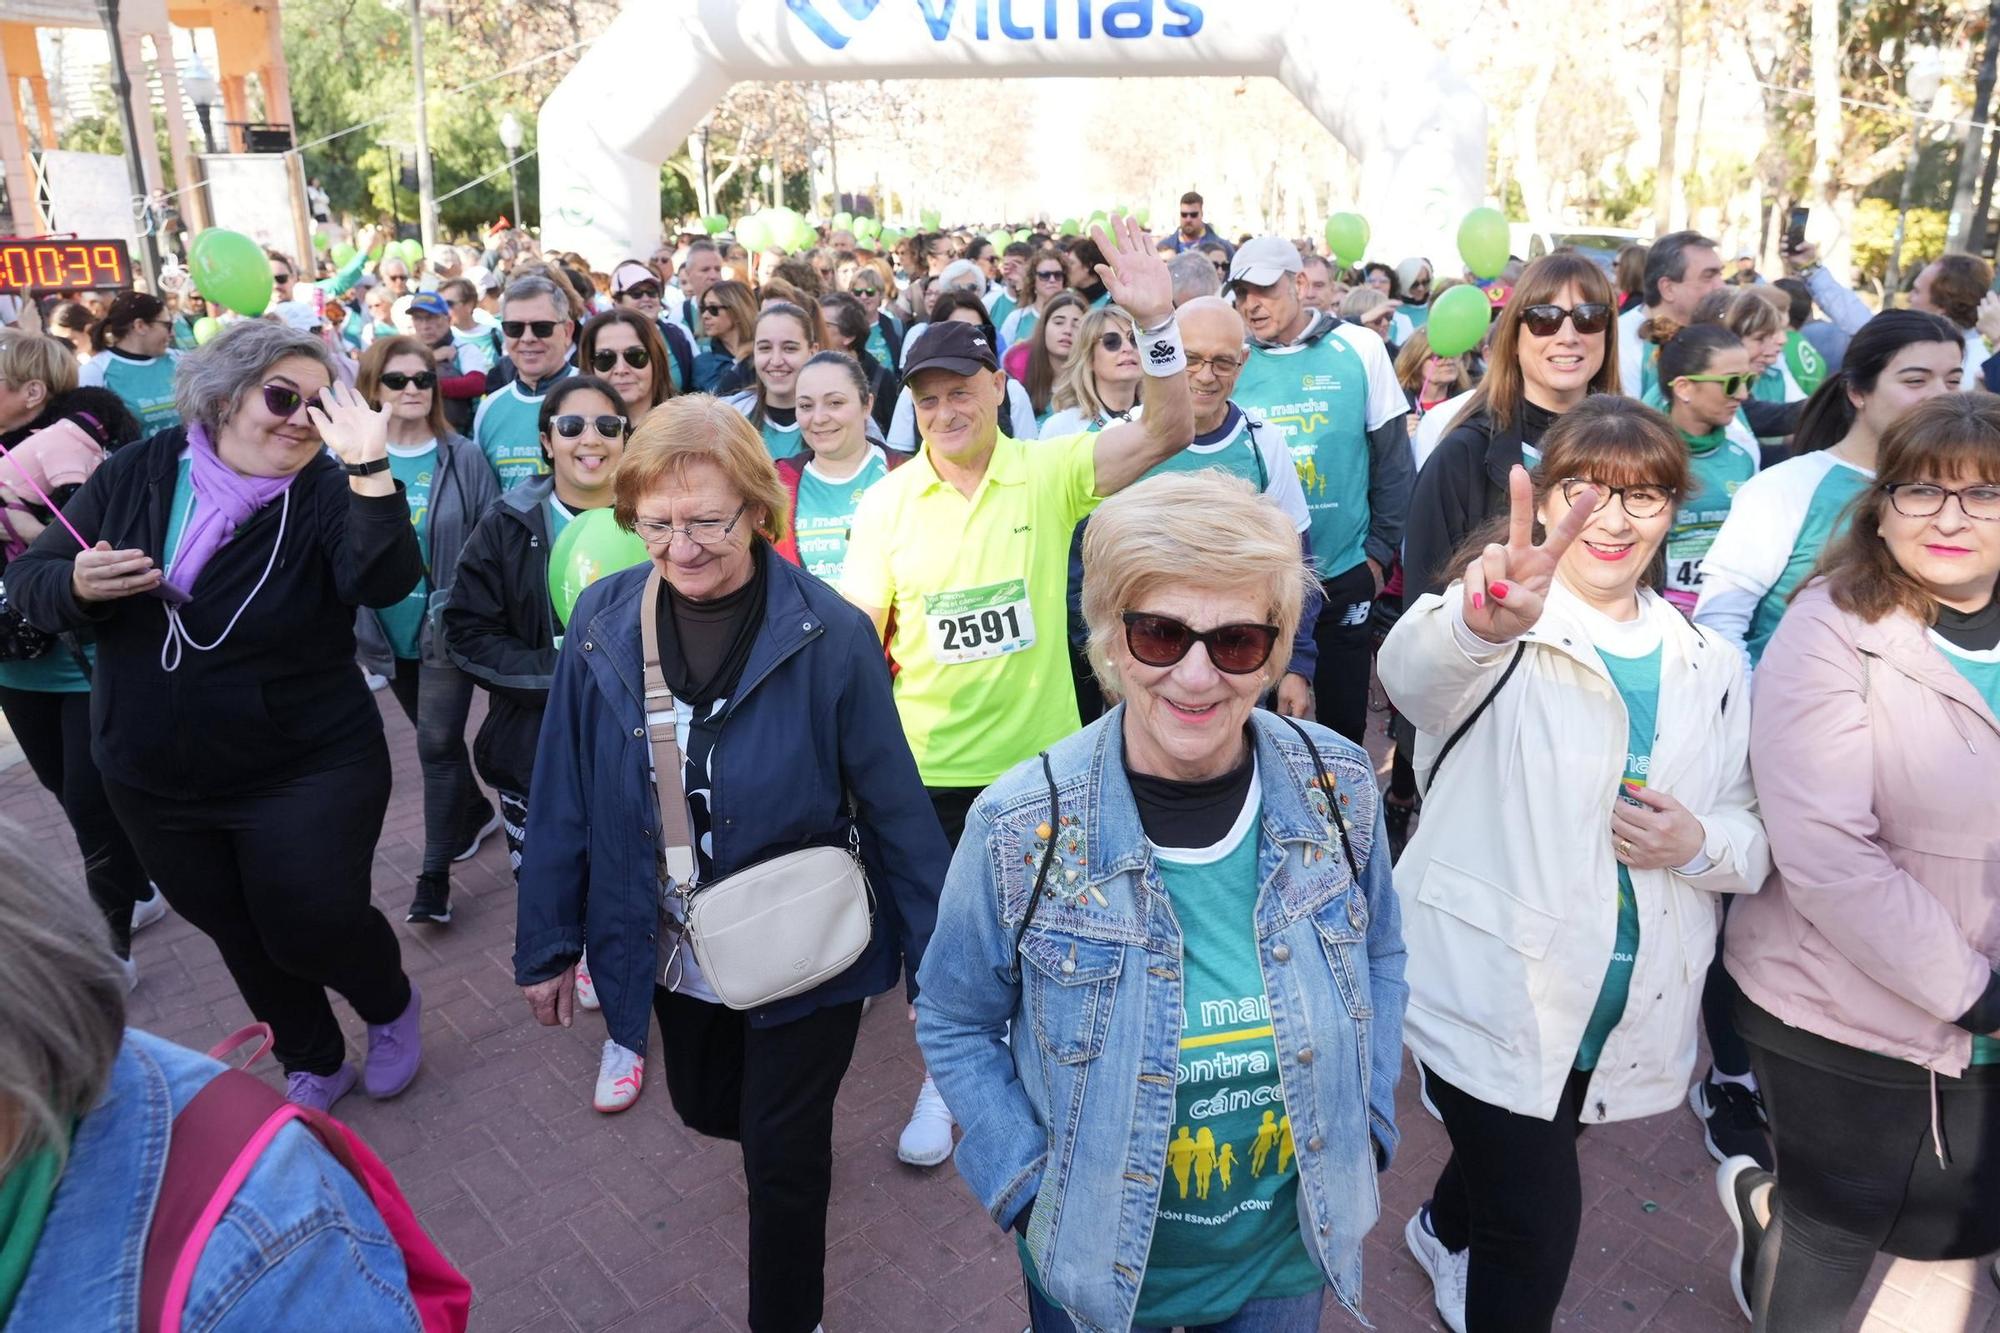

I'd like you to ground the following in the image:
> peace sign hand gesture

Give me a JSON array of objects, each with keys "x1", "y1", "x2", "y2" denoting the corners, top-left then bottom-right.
[
  {"x1": 1461, "y1": 465, "x2": 1596, "y2": 643},
  {"x1": 1089, "y1": 214, "x2": 1172, "y2": 329}
]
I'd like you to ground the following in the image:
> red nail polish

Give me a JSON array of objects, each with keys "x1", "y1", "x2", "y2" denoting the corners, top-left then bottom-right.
[
  {"x1": 1490, "y1": 582, "x2": 1509, "y2": 599},
  {"x1": 1471, "y1": 592, "x2": 1486, "y2": 611}
]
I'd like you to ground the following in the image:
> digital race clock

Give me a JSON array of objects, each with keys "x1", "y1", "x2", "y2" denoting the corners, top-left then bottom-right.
[{"x1": 0, "y1": 239, "x2": 133, "y2": 294}]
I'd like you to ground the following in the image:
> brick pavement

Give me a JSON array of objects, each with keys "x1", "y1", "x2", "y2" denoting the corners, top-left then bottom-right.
[{"x1": 5, "y1": 694, "x2": 1995, "y2": 1333}]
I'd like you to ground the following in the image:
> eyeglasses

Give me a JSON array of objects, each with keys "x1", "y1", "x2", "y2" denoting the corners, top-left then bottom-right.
[
  {"x1": 621, "y1": 283, "x2": 662, "y2": 301},
  {"x1": 1678, "y1": 371, "x2": 1755, "y2": 397},
  {"x1": 1363, "y1": 311, "x2": 1393, "y2": 329},
  {"x1": 1184, "y1": 353, "x2": 1243, "y2": 377},
  {"x1": 551, "y1": 413, "x2": 629, "y2": 440},
  {"x1": 1099, "y1": 330, "x2": 1135, "y2": 352},
  {"x1": 379, "y1": 371, "x2": 436, "y2": 391},
  {"x1": 1519, "y1": 302, "x2": 1612, "y2": 337},
  {"x1": 502, "y1": 319, "x2": 560, "y2": 339},
  {"x1": 633, "y1": 502, "x2": 748, "y2": 547},
  {"x1": 383, "y1": 272, "x2": 410, "y2": 285},
  {"x1": 591, "y1": 346, "x2": 651, "y2": 372},
  {"x1": 260, "y1": 382, "x2": 310, "y2": 418},
  {"x1": 1035, "y1": 269, "x2": 1065, "y2": 283},
  {"x1": 699, "y1": 304, "x2": 726, "y2": 317},
  {"x1": 1558, "y1": 478, "x2": 1673, "y2": 519},
  {"x1": 1883, "y1": 481, "x2": 2000, "y2": 521},
  {"x1": 850, "y1": 286, "x2": 881, "y2": 298},
  {"x1": 1122, "y1": 612, "x2": 1280, "y2": 675}
]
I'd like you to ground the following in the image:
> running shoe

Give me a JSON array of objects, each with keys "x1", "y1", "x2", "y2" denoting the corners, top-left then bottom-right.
[
  {"x1": 897, "y1": 1074, "x2": 955, "y2": 1166},
  {"x1": 594, "y1": 1040, "x2": 644, "y2": 1113},
  {"x1": 286, "y1": 1063, "x2": 359, "y2": 1112},
  {"x1": 1689, "y1": 1074, "x2": 1772, "y2": 1170},
  {"x1": 1717, "y1": 1154, "x2": 1773, "y2": 1322},
  {"x1": 1403, "y1": 1203, "x2": 1467, "y2": 1333}
]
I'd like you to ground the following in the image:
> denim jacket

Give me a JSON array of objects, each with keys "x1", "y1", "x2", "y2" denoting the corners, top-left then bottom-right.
[
  {"x1": 6, "y1": 1030, "x2": 420, "y2": 1333},
  {"x1": 915, "y1": 708, "x2": 1407, "y2": 1333}
]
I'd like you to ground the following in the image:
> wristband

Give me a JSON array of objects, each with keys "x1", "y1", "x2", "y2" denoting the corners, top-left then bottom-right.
[
  {"x1": 342, "y1": 456, "x2": 391, "y2": 476},
  {"x1": 1138, "y1": 317, "x2": 1186, "y2": 378}
]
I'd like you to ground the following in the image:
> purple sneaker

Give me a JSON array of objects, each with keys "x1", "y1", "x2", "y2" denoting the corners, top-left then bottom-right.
[
  {"x1": 286, "y1": 1063, "x2": 358, "y2": 1112},
  {"x1": 363, "y1": 981, "x2": 423, "y2": 1099}
]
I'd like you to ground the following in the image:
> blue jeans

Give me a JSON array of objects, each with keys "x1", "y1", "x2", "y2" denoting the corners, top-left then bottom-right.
[{"x1": 1025, "y1": 1281, "x2": 1326, "y2": 1332}]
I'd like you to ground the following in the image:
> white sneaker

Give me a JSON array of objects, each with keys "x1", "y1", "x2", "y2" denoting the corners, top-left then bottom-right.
[
  {"x1": 593, "y1": 1040, "x2": 644, "y2": 1114},
  {"x1": 1404, "y1": 1205, "x2": 1467, "y2": 1333},
  {"x1": 897, "y1": 1074, "x2": 955, "y2": 1166},
  {"x1": 130, "y1": 886, "x2": 167, "y2": 932},
  {"x1": 362, "y1": 670, "x2": 388, "y2": 692},
  {"x1": 575, "y1": 955, "x2": 600, "y2": 1011}
]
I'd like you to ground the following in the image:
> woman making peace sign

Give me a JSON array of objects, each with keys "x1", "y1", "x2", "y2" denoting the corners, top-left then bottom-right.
[{"x1": 1377, "y1": 396, "x2": 1769, "y2": 1332}]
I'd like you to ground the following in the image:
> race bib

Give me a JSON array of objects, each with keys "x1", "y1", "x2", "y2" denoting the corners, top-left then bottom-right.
[
  {"x1": 925, "y1": 579, "x2": 1036, "y2": 664},
  {"x1": 1664, "y1": 528, "x2": 1714, "y2": 614}
]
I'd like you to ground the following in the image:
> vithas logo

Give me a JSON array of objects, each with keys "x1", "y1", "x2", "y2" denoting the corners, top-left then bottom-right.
[{"x1": 787, "y1": 0, "x2": 1203, "y2": 50}]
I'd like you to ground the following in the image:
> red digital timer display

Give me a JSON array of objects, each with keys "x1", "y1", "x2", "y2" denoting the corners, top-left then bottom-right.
[{"x1": 0, "y1": 239, "x2": 133, "y2": 294}]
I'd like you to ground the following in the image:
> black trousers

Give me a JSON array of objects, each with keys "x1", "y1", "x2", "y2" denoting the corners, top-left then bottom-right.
[
  {"x1": 0, "y1": 685, "x2": 150, "y2": 957},
  {"x1": 1312, "y1": 562, "x2": 1377, "y2": 747},
  {"x1": 653, "y1": 986, "x2": 864, "y2": 1333},
  {"x1": 1699, "y1": 898, "x2": 1754, "y2": 1080},
  {"x1": 385, "y1": 657, "x2": 490, "y2": 875},
  {"x1": 104, "y1": 743, "x2": 412, "y2": 1076},
  {"x1": 1424, "y1": 1063, "x2": 1592, "y2": 1332},
  {"x1": 927, "y1": 785, "x2": 983, "y2": 855},
  {"x1": 1744, "y1": 1023, "x2": 2000, "y2": 1330}
]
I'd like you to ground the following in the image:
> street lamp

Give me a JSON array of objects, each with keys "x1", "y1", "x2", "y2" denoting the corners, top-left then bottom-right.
[
  {"x1": 184, "y1": 56, "x2": 219, "y2": 155},
  {"x1": 497, "y1": 111, "x2": 523, "y2": 227},
  {"x1": 1887, "y1": 52, "x2": 1949, "y2": 302}
]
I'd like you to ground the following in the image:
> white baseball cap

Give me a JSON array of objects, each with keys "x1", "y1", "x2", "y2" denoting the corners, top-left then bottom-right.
[{"x1": 1229, "y1": 236, "x2": 1305, "y2": 288}]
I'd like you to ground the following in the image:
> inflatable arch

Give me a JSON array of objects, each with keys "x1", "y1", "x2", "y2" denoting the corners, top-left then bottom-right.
[{"x1": 539, "y1": 0, "x2": 1488, "y2": 268}]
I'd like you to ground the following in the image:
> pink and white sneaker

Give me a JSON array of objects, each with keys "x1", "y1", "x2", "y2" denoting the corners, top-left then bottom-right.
[
  {"x1": 575, "y1": 955, "x2": 600, "y2": 1011},
  {"x1": 594, "y1": 1040, "x2": 644, "y2": 1114}
]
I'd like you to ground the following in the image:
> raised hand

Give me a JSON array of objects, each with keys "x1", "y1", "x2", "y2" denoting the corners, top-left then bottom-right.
[
  {"x1": 305, "y1": 380, "x2": 391, "y2": 468},
  {"x1": 1461, "y1": 465, "x2": 1596, "y2": 643},
  {"x1": 1090, "y1": 215, "x2": 1172, "y2": 328}
]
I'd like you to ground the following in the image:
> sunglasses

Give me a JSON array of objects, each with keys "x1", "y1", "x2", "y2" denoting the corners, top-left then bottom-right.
[
  {"x1": 850, "y1": 286, "x2": 881, "y2": 298},
  {"x1": 270, "y1": 272, "x2": 293, "y2": 284},
  {"x1": 1036, "y1": 269, "x2": 1065, "y2": 282},
  {"x1": 1518, "y1": 302, "x2": 1612, "y2": 337},
  {"x1": 260, "y1": 382, "x2": 310, "y2": 418},
  {"x1": 591, "y1": 346, "x2": 651, "y2": 373},
  {"x1": 502, "y1": 319, "x2": 560, "y2": 339},
  {"x1": 551, "y1": 413, "x2": 629, "y2": 440},
  {"x1": 1099, "y1": 330, "x2": 1137, "y2": 352},
  {"x1": 621, "y1": 283, "x2": 662, "y2": 301},
  {"x1": 700, "y1": 304, "x2": 726, "y2": 317},
  {"x1": 1180, "y1": 210, "x2": 1201, "y2": 219},
  {"x1": 1678, "y1": 371, "x2": 1755, "y2": 396},
  {"x1": 379, "y1": 371, "x2": 436, "y2": 391},
  {"x1": 1122, "y1": 611, "x2": 1280, "y2": 675}
]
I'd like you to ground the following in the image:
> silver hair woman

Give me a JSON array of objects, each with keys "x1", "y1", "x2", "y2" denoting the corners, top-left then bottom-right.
[
  {"x1": 7, "y1": 318, "x2": 429, "y2": 1115},
  {"x1": 0, "y1": 822, "x2": 445, "y2": 1326},
  {"x1": 917, "y1": 472, "x2": 1408, "y2": 1333}
]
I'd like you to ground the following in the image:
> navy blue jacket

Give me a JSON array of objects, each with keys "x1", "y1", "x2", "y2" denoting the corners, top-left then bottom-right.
[{"x1": 512, "y1": 550, "x2": 947, "y2": 1052}]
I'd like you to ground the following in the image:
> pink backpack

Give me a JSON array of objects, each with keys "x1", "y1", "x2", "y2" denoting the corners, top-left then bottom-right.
[{"x1": 138, "y1": 1026, "x2": 471, "y2": 1333}]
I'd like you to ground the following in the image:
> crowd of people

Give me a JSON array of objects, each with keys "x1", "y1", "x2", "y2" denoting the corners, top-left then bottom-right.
[{"x1": 0, "y1": 186, "x2": 1995, "y2": 1333}]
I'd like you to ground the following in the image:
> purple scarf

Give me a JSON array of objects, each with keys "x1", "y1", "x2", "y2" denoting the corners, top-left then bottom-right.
[{"x1": 166, "y1": 422, "x2": 296, "y2": 594}]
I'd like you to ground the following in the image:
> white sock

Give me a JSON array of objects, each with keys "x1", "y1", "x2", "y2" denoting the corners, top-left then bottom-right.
[{"x1": 1709, "y1": 1066, "x2": 1758, "y2": 1093}]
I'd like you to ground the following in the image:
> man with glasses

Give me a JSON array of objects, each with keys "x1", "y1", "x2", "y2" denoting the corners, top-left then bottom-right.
[
  {"x1": 377, "y1": 255, "x2": 415, "y2": 301},
  {"x1": 473, "y1": 275, "x2": 577, "y2": 489},
  {"x1": 1171, "y1": 190, "x2": 1233, "y2": 259},
  {"x1": 611, "y1": 259, "x2": 697, "y2": 392},
  {"x1": 1229, "y1": 235, "x2": 1413, "y2": 746}
]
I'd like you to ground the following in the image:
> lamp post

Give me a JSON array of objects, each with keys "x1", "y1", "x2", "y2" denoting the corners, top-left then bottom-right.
[
  {"x1": 1887, "y1": 53, "x2": 1947, "y2": 303},
  {"x1": 184, "y1": 56, "x2": 218, "y2": 155},
  {"x1": 92, "y1": 0, "x2": 159, "y2": 292},
  {"x1": 497, "y1": 112, "x2": 523, "y2": 227}
]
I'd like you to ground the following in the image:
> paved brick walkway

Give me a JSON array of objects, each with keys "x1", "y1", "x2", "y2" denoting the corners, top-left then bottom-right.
[{"x1": 7, "y1": 695, "x2": 1994, "y2": 1332}]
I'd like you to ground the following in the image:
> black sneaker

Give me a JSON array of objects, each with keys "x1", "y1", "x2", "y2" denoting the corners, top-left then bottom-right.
[
  {"x1": 1717, "y1": 1155, "x2": 1773, "y2": 1322},
  {"x1": 406, "y1": 872, "x2": 452, "y2": 925},
  {"x1": 1689, "y1": 1075, "x2": 1773, "y2": 1169},
  {"x1": 453, "y1": 800, "x2": 503, "y2": 863}
]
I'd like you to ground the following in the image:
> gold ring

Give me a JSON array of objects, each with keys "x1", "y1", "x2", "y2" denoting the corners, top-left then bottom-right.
[{"x1": 1617, "y1": 838, "x2": 1633, "y2": 857}]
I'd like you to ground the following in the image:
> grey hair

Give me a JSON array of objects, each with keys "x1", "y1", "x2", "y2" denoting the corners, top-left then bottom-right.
[
  {"x1": 501, "y1": 273, "x2": 567, "y2": 316},
  {"x1": 174, "y1": 319, "x2": 337, "y2": 436},
  {"x1": 1167, "y1": 251, "x2": 1220, "y2": 305},
  {"x1": 0, "y1": 823, "x2": 126, "y2": 1175}
]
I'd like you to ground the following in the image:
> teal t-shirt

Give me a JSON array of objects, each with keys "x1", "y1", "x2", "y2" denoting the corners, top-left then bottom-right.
[
  {"x1": 1576, "y1": 645, "x2": 1659, "y2": 1072},
  {"x1": 90, "y1": 351, "x2": 180, "y2": 435},
  {"x1": 162, "y1": 456, "x2": 198, "y2": 580},
  {"x1": 793, "y1": 450, "x2": 888, "y2": 583},
  {"x1": 1235, "y1": 333, "x2": 1372, "y2": 578},
  {"x1": 1133, "y1": 793, "x2": 1324, "y2": 1326},
  {"x1": 1746, "y1": 463, "x2": 1872, "y2": 663},
  {"x1": 0, "y1": 640, "x2": 92, "y2": 692},
  {"x1": 989, "y1": 290, "x2": 1020, "y2": 331},
  {"x1": 376, "y1": 443, "x2": 436, "y2": 659},
  {"x1": 473, "y1": 368, "x2": 574, "y2": 491},
  {"x1": 1931, "y1": 630, "x2": 2000, "y2": 1066},
  {"x1": 759, "y1": 416, "x2": 803, "y2": 461},
  {"x1": 1663, "y1": 428, "x2": 1758, "y2": 616}
]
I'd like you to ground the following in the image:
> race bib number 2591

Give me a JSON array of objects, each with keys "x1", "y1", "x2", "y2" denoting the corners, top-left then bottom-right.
[{"x1": 925, "y1": 579, "x2": 1036, "y2": 665}]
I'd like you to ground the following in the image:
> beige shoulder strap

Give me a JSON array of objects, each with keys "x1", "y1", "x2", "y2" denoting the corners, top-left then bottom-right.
[{"x1": 638, "y1": 568, "x2": 697, "y2": 884}]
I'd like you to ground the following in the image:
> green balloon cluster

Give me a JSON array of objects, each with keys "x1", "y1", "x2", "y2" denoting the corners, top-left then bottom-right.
[
  {"x1": 831, "y1": 212, "x2": 854, "y2": 233},
  {"x1": 701, "y1": 213, "x2": 728, "y2": 235},
  {"x1": 1457, "y1": 207, "x2": 1510, "y2": 280},
  {"x1": 188, "y1": 229, "x2": 273, "y2": 317},
  {"x1": 1323, "y1": 212, "x2": 1370, "y2": 266},
  {"x1": 878, "y1": 225, "x2": 904, "y2": 248},
  {"x1": 1426, "y1": 284, "x2": 1491, "y2": 359},
  {"x1": 853, "y1": 216, "x2": 880, "y2": 242},
  {"x1": 330, "y1": 241, "x2": 357, "y2": 266},
  {"x1": 191, "y1": 316, "x2": 223, "y2": 345},
  {"x1": 548, "y1": 509, "x2": 650, "y2": 625}
]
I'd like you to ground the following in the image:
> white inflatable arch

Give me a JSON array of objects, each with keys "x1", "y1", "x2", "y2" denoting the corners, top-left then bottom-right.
[{"x1": 539, "y1": 0, "x2": 1488, "y2": 268}]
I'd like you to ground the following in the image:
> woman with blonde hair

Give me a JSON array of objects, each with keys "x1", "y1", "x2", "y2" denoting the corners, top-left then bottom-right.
[
  {"x1": 847, "y1": 255, "x2": 904, "y2": 372},
  {"x1": 1039, "y1": 303, "x2": 1142, "y2": 439},
  {"x1": 1340, "y1": 287, "x2": 1398, "y2": 348}
]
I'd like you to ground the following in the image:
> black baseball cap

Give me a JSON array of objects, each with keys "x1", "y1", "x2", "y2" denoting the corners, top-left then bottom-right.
[{"x1": 900, "y1": 320, "x2": 999, "y2": 385}]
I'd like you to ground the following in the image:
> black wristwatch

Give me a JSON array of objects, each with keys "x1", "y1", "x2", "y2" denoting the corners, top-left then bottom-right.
[{"x1": 342, "y1": 456, "x2": 392, "y2": 476}]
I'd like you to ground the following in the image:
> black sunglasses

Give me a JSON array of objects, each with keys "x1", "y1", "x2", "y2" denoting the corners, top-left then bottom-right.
[
  {"x1": 551, "y1": 413, "x2": 629, "y2": 440},
  {"x1": 850, "y1": 286, "x2": 881, "y2": 297},
  {"x1": 1122, "y1": 612, "x2": 1280, "y2": 675},
  {"x1": 700, "y1": 303, "x2": 726, "y2": 316},
  {"x1": 1519, "y1": 302, "x2": 1612, "y2": 338},
  {"x1": 379, "y1": 371, "x2": 436, "y2": 391},
  {"x1": 621, "y1": 283, "x2": 662, "y2": 300},
  {"x1": 1036, "y1": 269, "x2": 1065, "y2": 282},
  {"x1": 502, "y1": 319, "x2": 560, "y2": 339},
  {"x1": 261, "y1": 382, "x2": 308, "y2": 418},
  {"x1": 1180, "y1": 210, "x2": 1201, "y2": 219},
  {"x1": 1099, "y1": 330, "x2": 1136, "y2": 352},
  {"x1": 592, "y1": 346, "x2": 651, "y2": 372}
]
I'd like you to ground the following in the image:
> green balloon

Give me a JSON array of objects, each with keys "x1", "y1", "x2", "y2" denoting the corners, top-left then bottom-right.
[
  {"x1": 399, "y1": 238, "x2": 426, "y2": 266},
  {"x1": 310, "y1": 231, "x2": 329, "y2": 253},
  {"x1": 330, "y1": 241, "x2": 357, "y2": 265},
  {"x1": 1457, "y1": 206, "x2": 1510, "y2": 280},
  {"x1": 188, "y1": 228, "x2": 274, "y2": 317},
  {"x1": 853, "y1": 215, "x2": 880, "y2": 240},
  {"x1": 702, "y1": 213, "x2": 729, "y2": 234},
  {"x1": 986, "y1": 230, "x2": 1010, "y2": 251},
  {"x1": 1013, "y1": 228, "x2": 1032, "y2": 242},
  {"x1": 1135, "y1": 206, "x2": 1151, "y2": 228},
  {"x1": 832, "y1": 212, "x2": 854, "y2": 232},
  {"x1": 920, "y1": 207, "x2": 941, "y2": 230},
  {"x1": 1323, "y1": 213, "x2": 1370, "y2": 266},
  {"x1": 878, "y1": 226, "x2": 904, "y2": 248},
  {"x1": 1425, "y1": 284, "x2": 1491, "y2": 359},
  {"x1": 1057, "y1": 217, "x2": 1081, "y2": 237},
  {"x1": 792, "y1": 216, "x2": 819, "y2": 250},
  {"x1": 191, "y1": 316, "x2": 223, "y2": 345},
  {"x1": 548, "y1": 508, "x2": 650, "y2": 626},
  {"x1": 737, "y1": 214, "x2": 768, "y2": 252}
]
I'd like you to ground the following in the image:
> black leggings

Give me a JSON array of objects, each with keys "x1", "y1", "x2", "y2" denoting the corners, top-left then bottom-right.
[
  {"x1": 654, "y1": 987, "x2": 863, "y2": 1333},
  {"x1": 0, "y1": 685, "x2": 151, "y2": 957},
  {"x1": 385, "y1": 658, "x2": 488, "y2": 874},
  {"x1": 1424, "y1": 1063, "x2": 1591, "y2": 1331},
  {"x1": 104, "y1": 743, "x2": 412, "y2": 1076},
  {"x1": 1744, "y1": 1024, "x2": 2000, "y2": 1330},
  {"x1": 1312, "y1": 562, "x2": 1377, "y2": 747}
]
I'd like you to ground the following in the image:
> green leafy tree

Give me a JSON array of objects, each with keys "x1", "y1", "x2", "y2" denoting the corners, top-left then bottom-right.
[{"x1": 1849, "y1": 198, "x2": 1947, "y2": 289}]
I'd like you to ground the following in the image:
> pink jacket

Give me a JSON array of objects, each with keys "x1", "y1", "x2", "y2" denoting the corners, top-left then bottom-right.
[
  {"x1": 0, "y1": 418, "x2": 102, "y2": 560},
  {"x1": 1725, "y1": 581, "x2": 2000, "y2": 1075}
]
